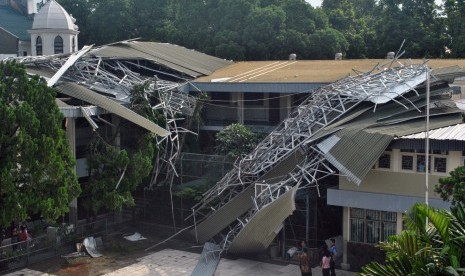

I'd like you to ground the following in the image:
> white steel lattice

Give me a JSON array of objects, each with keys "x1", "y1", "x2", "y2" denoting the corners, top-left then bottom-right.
[
  {"x1": 18, "y1": 50, "x2": 197, "y2": 188},
  {"x1": 191, "y1": 63, "x2": 429, "y2": 252}
]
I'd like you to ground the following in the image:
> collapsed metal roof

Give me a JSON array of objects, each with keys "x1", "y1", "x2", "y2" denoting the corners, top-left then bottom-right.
[
  {"x1": 16, "y1": 40, "x2": 231, "y2": 188},
  {"x1": 91, "y1": 40, "x2": 233, "y2": 78},
  {"x1": 189, "y1": 60, "x2": 465, "y2": 262}
]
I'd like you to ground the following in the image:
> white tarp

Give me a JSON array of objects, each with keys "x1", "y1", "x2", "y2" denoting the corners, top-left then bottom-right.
[
  {"x1": 83, "y1": 236, "x2": 102, "y2": 258},
  {"x1": 124, "y1": 232, "x2": 147, "y2": 241}
]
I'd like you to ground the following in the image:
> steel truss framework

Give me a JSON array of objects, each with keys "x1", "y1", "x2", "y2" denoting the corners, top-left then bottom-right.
[
  {"x1": 191, "y1": 62, "x2": 430, "y2": 254},
  {"x1": 15, "y1": 47, "x2": 198, "y2": 188}
]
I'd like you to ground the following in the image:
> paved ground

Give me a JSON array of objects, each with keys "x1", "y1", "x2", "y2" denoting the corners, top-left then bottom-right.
[{"x1": 4, "y1": 248, "x2": 357, "y2": 276}]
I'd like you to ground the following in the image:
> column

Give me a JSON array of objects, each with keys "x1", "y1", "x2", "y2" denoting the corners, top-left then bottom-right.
[{"x1": 66, "y1": 117, "x2": 78, "y2": 228}]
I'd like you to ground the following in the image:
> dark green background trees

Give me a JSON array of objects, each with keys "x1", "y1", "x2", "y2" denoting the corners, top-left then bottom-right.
[
  {"x1": 58, "y1": 0, "x2": 464, "y2": 60},
  {"x1": 0, "y1": 61, "x2": 80, "y2": 226}
]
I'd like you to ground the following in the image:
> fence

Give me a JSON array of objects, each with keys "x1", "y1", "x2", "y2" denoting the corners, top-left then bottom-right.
[{"x1": 0, "y1": 217, "x2": 114, "y2": 273}]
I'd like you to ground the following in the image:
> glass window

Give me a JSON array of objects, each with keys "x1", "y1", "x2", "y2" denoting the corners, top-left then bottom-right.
[
  {"x1": 350, "y1": 218, "x2": 365, "y2": 242},
  {"x1": 350, "y1": 208, "x2": 397, "y2": 244},
  {"x1": 54, "y1": 36, "x2": 64, "y2": 54},
  {"x1": 401, "y1": 155, "x2": 413, "y2": 170},
  {"x1": 36, "y1": 36, "x2": 42, "y2": 55},
  {"x1": 72, "y1": 37, "x2": 76, "y2": 52},
  {"x1": 210, "y1": 92, "x2": 230, "y2": 105},
  {"x1": 417, "y1": 155, "x2": 427, "y2": 172},
  {"x1": 434, "y1": 157, "x2": 447, "y2": 173},
  {"x1": 378, "y1": 153, "x2": 391, "y2": 169},
  {"x1": 244, "y1": 92, "x2": 265, "y2": 106}
]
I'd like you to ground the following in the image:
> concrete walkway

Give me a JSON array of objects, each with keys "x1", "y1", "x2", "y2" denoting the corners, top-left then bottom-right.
[{"x1": 4, "y1": 249, "x2": 357, "y2": 276}]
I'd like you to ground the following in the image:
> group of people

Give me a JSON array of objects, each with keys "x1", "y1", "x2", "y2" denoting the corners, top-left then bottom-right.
[
  {"x1": 290, "y1": 238, "x2": 337, "y2": 276},
  {"x1": 0, "y1": 222, "x2": 32, "y2": 249}
]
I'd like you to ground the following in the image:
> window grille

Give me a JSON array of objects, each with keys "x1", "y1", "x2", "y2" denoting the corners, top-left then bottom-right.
[{"x1": 350, "y1": 208, "x2": 397, "y2": 244}]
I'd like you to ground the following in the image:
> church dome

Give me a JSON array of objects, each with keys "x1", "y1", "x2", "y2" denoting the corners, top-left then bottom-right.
[{"x1": 32, "y1": 0, "x2": 78, "y2": 30}]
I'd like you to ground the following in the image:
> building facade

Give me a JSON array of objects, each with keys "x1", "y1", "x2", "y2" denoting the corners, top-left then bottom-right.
[{"x1": 0, "y1": 0, "x2": 78, "y2": 58}]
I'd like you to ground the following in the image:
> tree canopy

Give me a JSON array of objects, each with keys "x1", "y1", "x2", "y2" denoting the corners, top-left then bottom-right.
[
  {"x1": 0, "y1": 61, "x2": 80, "y2": 226},
  {"x1": 57, "y1": 0, "x2": 465, "y2": 59},
  {"x1": 215, "y1": 123, "x2": 260, "y2": 158},
  {"x1": 435, "y1": 166, "x2": 465, "y2": 206}
]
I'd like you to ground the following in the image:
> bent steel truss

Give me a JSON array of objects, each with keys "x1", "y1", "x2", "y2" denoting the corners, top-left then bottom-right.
[
  {"x1": 18, "y1": 48, "x2": 198, "y2": 188},
  {"x1": 190, "y1": 63, "x2": 429, "y2": 255}
]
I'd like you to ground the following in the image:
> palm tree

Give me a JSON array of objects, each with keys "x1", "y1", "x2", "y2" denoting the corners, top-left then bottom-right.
[{"x1": 359, "y1": 203, "x2": 465, "y2": 276}]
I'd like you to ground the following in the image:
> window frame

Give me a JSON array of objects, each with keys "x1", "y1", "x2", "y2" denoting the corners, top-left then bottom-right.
[
  {"x1": 36, "y1": 36, "x2": 42, "y2": 55},
  {"x1": 376, "y1": 152, "x2": 392, "y2": 170},
  {"x1": 54, "y1": 35, "x2": 64, "y2": 54},
  {"x1": 350, "y1": 208, "x2": 397, "y2": 244},
  {"x1": 399, "y1": 149, "x2": 448, "y2": 174}
]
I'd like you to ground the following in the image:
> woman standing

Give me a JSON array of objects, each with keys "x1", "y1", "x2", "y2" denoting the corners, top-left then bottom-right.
[
  {"x1": 321, "y1": 250, "x2": 331, "y2": 276},
  {"x1": 299, "y1": 247, "x2": 312, "y2": 276}
]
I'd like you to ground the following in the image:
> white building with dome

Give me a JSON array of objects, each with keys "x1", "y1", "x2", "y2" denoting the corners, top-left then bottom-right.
[
  {"x1": 0, "y1": 0, "x2": 78, "y2": 58},
  {"x1": 29, "y1": 0, "x2": 79, "y2": 55}
]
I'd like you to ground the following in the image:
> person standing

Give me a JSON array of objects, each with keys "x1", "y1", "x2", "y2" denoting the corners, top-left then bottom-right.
[
  {"x1": 329, "y1": 238, "x2": 337, "y2": 276},
  {"x1": 321, "y1": 250, "x2": 331, "y2": 276},
  {"x1": 299, "y1": 247, "x2": 312, "y2": 276}
]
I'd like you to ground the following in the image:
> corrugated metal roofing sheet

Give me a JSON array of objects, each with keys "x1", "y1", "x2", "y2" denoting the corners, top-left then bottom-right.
[
  {"x1": 56, "y1": 82, "x2": 169, "y2": 136},
  {"x1": 316, "y1": 85, "x2": 464, "y2": 185},
  {"x1": 195, "y1": 59, "x2": 465, "y2": 83},
  {"x1": 191, "y1": 242, "x2": 221, "y2": 276},
  {"x1": 91, "y1": 41, "x2": 232, "y2": 78},
  {"x1": 0, "y1": 6, "x2": 32, "y2": 41},
  {"x1": 399, "y1": 123, "x2": 465, "y2": 140},
  {"x1": 193, "y1": 185, "x2": 255, "y2": 244},
  {"x1": 320, "y1": 131, "x2": 393, "y2": 185},
  {"x1": 228, "y1": 185, "x2": 298, "y2": 254},
  {"x1": 431, "y1": 66, "x2": 465, "y2": 83}
]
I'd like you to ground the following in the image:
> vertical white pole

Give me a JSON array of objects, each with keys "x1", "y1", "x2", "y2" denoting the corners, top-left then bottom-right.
[{"x1": 425, "y1": 69, "x2": 430, "y2": 207}]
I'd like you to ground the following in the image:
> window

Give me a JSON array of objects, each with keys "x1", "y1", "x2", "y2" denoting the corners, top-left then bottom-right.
[
  {"x1": 416, "y1": 155, "x2": 430, "y2": 172},
  {"x1": 434, "y1": 157, "x2": 447, "y2": 173},
  {"x1": 36, "y1": 36, "x2": 42, "y2": 55},
  {"x1": 244, "y1": 92, "x2": 265, "y2": 106},
  {"x1": 401, "y1": 155, "x2": 414, "y2": 170},
  {"x1": 400, "y1": 150, "x2": 448, "y2": 174},
  {"x1": 378, "y1": 153, "x2": 391, "y2": 169},
  {"x1": 350, "y1": 208, "x2": 397, "y2": 244},
  {"x1": 54, "y1": 36, "x2": 64, "y2": 54},
  {"x1": 210, "y1": 92, "x2": 230, "y2": 105},
  {"x1": 72, "y1": 37, "x2": 76, "y2": 52}
]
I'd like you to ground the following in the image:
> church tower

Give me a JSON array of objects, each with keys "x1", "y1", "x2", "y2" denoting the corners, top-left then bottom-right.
[{"x1": 29, "y1": 0, "x2": 79, "y2": 56}]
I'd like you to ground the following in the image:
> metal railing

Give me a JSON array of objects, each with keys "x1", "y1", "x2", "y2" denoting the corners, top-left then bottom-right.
[{"x1": 0, "y1": 217, "x2": 114, "y2": 273}]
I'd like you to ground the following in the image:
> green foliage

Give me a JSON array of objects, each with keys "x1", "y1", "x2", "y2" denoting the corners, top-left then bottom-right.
[
  {"x1": 435, "y1": 166, "x2": 465, "y2": 206},
  {"x1": 60, "y1": 0, "x2": 464, "y2": 59},
  {"x1": 359, "y1": 203, "x2": 465, "y2": 275},
  {"x1": 0, "y1": 61, "x2": 80, "y2": 226},
  {"x1": 174, "y1": 187, "x2": 205, "y2": 202},
  {"x1": 83, "y1": 133, "x2": 155, "y2": 216},
  {"x1": 81, "y1": 83, "x2": 160, "y2": 217},
  {"x1": 215, "y1": 123, "x2": 259, "y2": 158}
]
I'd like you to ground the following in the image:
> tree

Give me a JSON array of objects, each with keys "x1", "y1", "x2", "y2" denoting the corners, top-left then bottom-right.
[
  {"x1": 443, "y1": 0, "x2": 465, "y2": 57},
  {"x1": 359, "y1": 203, "x2": 465, "y2": 275},
  {"x1": 82, "y1": 134, "x2": 154, "y2": 217},
  {"x1": 435, "y1": 166, "x2": 465, "y2": 206},
  {"x1": 0, "y1": 61, "x2": 80, "y2": 226},
  {"x1": 373, "y1": 0, "x2": 445, "y2": 58},
  {"x1": 215, "y1": 123, "x2": 259, "y2": 158},
  {"x1": 81, "y1": 84, "x2": 157, "y2": 217}
]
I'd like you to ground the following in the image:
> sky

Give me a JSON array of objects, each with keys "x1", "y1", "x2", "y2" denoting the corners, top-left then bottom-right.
[{"x1": 305, "y1": 0, "x2": 323, "y2": 7}]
